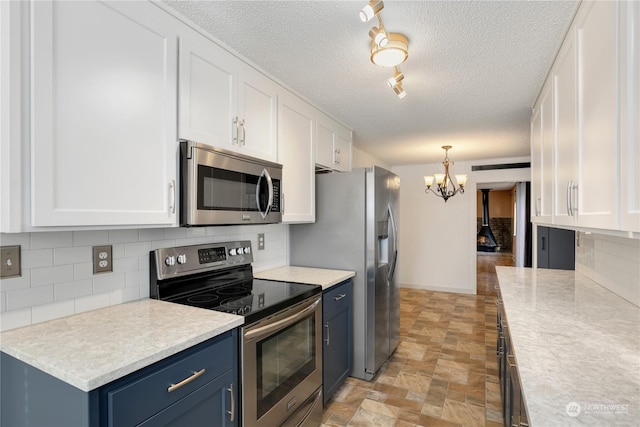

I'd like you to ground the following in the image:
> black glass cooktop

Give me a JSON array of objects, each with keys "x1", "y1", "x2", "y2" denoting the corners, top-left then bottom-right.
[{"x1": 166, "y1": 278, "x2": 321, "y2": 324}]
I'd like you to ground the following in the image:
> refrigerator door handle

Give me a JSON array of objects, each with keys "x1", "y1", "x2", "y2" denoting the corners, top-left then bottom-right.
[{"x1": 387, "y1": 205, "x2": 398, "y2": 281}]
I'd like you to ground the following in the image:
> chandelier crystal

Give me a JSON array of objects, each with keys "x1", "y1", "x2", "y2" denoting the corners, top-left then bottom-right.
[{"x1": 423, "y1": 145, "x2": 467, "y2": 202}]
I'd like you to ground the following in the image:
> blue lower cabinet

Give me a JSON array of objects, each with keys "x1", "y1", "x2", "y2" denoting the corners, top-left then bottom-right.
[
  {"x1": 1, "y1": 330, "x2": 238, "y2": 427},
  {"x1": 322, "y1": 279, "x2": 353, "y2": 404}
]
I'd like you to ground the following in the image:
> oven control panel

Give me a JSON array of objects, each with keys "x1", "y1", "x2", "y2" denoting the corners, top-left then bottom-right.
[{"x1": 153, "y1": 240, "x2": 253, "y2": 280}]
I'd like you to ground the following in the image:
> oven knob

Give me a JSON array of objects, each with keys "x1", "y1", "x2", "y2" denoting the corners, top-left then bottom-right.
[
  {"x1": 236, "y1": 247, "x2": 244, "y2": 255},
  {"x1": 165, "y1": 256, "x2": 176, "y2": 266},
  {"x1": 229, "y1": 248, "x2": 237, "y2": 256},
  {"x1": 177, "y1": 254, "x2": 187, "y2": 265},
  {"x1": 244, "y1": 246, "x2": 251, "y2": 254}
]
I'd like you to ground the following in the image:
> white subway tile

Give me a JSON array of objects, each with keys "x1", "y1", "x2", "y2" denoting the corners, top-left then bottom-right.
[
  {"x1": 138, "y1": 228, "x2": 165, "y2": 242},
  {"x1": 111, "y1": 243, "x2": 126, "y2": 259},
  {"x1": 0, "y1": 292, "x2": 5, "y2": 312},
  {"x1": 124, "y1": 241, "x2": 151, "y2": 257},
  {"x1": 93, "y1": 273, "x2": 125, "y2": 294},
  {"x1": 163, "y1": 228, "x2": 188, "y2": 240},
  {"x1": 126, "y1": 270, "x2": 148, "y2": 288},
  {"x1": 32, "y1": 300, "x2": 75, "y2": 324},
  {"x1": 187, "y1": 227, "x2": 207, "y2": 238},
  {"x1": 73, "y1": 230, "x2": 109, "y2": 247},
  {"x1": 113, "y1": 257, "x2": 139, "y2": 274},
  {"x1": 0, "y1": 271, "x2": 31, "y2": 292},
  {"x1": 110, "y1": 287, "x2": 139, "y2": 305},
  {"x1": 54, "y1": 246, "x2": 92, "y2": 265},
  {"x1": 0, "y1": 233, "x2": 30, "y2": 248},
  {"x1": 74, "y1": 292, "x2": 110, "y2": 314},
  {"x1": 150, "y1": 240, "x2": 176, "y2": 250},
  {"x1": 108, "y1": 229, "x2": 139, "y2": 244},
  {"x1": 31, "y1": 232, "x2": 73, "y2": 249},
  {"x1": 6, "y1": 285, "x2": 54, "y2": 310},
  {"x1": 31, "y1": 265, "x2": 74, "y2": 287},
  {"x1": 138, "y1": 254, "x2": 150, "y2": 271},
  {"x1": 0, "y1": 308, "x2": 32, "y2": 331},
  {"x1": 54, "y1": 279, "x2": 93, "y2": 301},
  {"x1": 22, "y1": 249, "x2": 54, "y2": 269},
  {"x1": 139, "y1": 283, "x2": 150, "y2": 298},
  {"x1": 74, "y1": 262, "x2": 94, "y2": 280}
]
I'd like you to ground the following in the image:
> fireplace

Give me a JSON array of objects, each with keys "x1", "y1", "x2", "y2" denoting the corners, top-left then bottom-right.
[{"x1": 477, "y1": 189, "x2": 499, "y2": 252}]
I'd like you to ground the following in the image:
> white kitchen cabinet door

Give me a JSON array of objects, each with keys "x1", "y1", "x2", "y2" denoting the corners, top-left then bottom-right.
[
  {"x1": 553, "y1": 28, "x2": 578, "y2": 227},
  {"x1": 620, "y1": 0, "x2": 640, "y2": 233},
  {"x1": 178, "y1": 29, "x2": 237, "y2": 151},
  {"x1": 278, "y1": 91, "x2": 315, "y2": 223},
  {"x1": 31, "y1": 0, "x2": 178, "y2": 227},
  {"x1": 316, "y1": 112, "x2": 352, "y2": 172},
  {"x1": 531, "y1": 80, "x2": 553, "y2": 224},
  {"x1": 178, "y1": 30, "x2": 277, "y2": 162},
  {"x1": 237, "y1": 64, "x2": 278, "y2": 162},
  {"x1": 575, "y1": 0, "x2": 619, "y2": 230}
]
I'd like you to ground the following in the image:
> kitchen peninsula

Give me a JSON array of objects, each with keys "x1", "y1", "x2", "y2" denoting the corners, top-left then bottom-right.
[{"x1": 496, "y1": 266, "x2": 640, "y2": 426}]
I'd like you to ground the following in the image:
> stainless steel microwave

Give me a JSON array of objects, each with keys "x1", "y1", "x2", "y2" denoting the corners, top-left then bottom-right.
[{"x1": 180, "y1": 141, "x2": 282, "y2": 226}]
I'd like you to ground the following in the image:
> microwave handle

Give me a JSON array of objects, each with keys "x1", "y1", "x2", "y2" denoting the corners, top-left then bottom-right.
[{"x1": 256, "y1": 168, "x2": 274, "y2": 220}]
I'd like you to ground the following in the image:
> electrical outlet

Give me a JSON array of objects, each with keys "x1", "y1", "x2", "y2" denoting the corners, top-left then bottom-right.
[
  {"x1": 93, "y1": 245, "x2": 113, "y2": 274},
  {"x1": 258, "y1": 233, "x2": 265, "y2": 250},
  {"x1": 0, "y1": 245, "x2": 21, "y2": 278}
]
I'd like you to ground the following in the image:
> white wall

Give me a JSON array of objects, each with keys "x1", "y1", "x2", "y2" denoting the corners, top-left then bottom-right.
[
  {"x1": 351, "y1": 145, "x2": 392, "y2": 170},
  {"x1": 393, "y1": 157, "x2": 530, "y2": 294},
  {"x1": 0, "y1": 224, "x2": 288, "y2": 331},
  {"x1": 576, "y1": 232, "x2": 640, "y2": 307}
]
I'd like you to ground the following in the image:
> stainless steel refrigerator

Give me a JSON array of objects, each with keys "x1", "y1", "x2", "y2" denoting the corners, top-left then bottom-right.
[{"x1": 290, "y1": 166, "x2": 400, "y2": 381}]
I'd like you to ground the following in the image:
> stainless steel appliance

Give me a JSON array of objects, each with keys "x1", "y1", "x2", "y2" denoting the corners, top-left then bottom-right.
[
  {"x1": 150, "y1": 241, "x2": 323, "y2": 427},
  {"x1": 290, "y1": 166, "x2": 400, "y2": 381},
  {"x1": 180, "y1": 141, "x2": 282, "y2": 226}
]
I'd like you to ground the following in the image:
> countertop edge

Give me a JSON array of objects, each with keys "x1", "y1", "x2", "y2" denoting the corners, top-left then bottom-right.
[{"x1": 254, "y1": 266, "x2": 355, "y2": 290}]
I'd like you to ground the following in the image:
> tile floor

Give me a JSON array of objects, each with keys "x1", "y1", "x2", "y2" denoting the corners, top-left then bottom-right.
[{"x1": 321, "y1": 252, "x2": 515, "y2": 427}]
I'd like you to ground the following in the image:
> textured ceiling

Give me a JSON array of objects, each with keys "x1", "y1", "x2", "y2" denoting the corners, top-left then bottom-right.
[{"x1": 160, "y1": 0, "x2": 579, "y2": 165}]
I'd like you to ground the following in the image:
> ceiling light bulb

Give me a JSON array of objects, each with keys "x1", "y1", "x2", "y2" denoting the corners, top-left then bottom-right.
[
  {"x1": 392, "y1": 83, "x2": 407, "y2": 99},
  {"x1": 370, "y1": 32, "x2": 408, "y2": 67},
  {"x1": 386, "y1": 70, "x2": 404, "y2": 87},
  {"x1": 369, "y1": 26, "x2": 388, "y2": 48},
  {"x1": 359, "y1": 0, "x2": 384, "y2": 23}
]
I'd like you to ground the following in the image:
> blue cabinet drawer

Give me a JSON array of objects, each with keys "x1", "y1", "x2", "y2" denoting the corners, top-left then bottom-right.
[
  {"x1": 323, "y1": 279, "x2": 352, "y2": 313},
  {"x1": 107, "y1": 332, "x2": 234, "y2": 427}
]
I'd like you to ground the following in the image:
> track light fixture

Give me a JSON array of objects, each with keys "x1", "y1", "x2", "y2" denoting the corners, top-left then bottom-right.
[
  {"x1": 360, "y1": 0, "x2": 384, "y2": 23},
  {"x1": 359, "y1": 1, "x2": 409, "y2": 98}
]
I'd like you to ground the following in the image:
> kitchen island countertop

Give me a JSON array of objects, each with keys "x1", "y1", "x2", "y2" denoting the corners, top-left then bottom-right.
[
  {"x1": 255, "y1": 266, "x2": 355, "y2": 290},
  {"x1": 496, "y1": 266, "x2": 640, "y2": 426},
  {"x1": 0, "y1": 299, "x2": 243, "y2": 392}
]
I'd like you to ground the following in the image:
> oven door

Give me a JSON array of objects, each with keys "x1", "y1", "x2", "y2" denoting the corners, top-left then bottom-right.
[
  {"x1": 181, "y1": 141, "x2": 281, "y2": 226},
  {"x1": 241, "y1": 296, "x2": 322, "y2": 427}
]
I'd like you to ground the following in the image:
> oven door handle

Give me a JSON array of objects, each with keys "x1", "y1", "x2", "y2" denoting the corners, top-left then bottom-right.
[
  {"x1": 256, "y1": 168, "x2": 274, "y2": 220},
  {"x1": 244, "y1": 298, "x2": 320, "y2": 341}
]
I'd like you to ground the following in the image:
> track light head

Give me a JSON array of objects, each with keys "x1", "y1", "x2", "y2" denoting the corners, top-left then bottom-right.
[
  {"x1": 368, "y1": 26, "x2": 388, "y2": 48},
  {"x1": 360, "y1": 0, "x2": 384, "y2": 23},
  {"x1": 392, "y1": 82, "x2": 407, "y2": 99},
  {"x1": 386, "y1": 69, "x2": 404, "y2": 87}
]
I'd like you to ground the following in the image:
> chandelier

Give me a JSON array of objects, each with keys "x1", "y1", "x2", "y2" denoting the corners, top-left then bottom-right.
[{"x1": 424, "y1": 145, "x2": 468, "y2": 202}]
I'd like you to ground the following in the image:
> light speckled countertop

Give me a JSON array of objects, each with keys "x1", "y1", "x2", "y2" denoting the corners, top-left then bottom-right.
[
  {"x1": 0, "y1": 299, "x2": 243, "y2": 392},
  {"x1": 254, "y1": 266, "x2": 355, "y2": 290},
  {"x1": 496, "y1": 267, "x2": 640, "y2": 426}
]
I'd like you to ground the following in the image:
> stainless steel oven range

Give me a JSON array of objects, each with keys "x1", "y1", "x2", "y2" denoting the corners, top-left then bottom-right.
[{"x1": 150, "y1": 241, "x2": 323, "y2": 427}]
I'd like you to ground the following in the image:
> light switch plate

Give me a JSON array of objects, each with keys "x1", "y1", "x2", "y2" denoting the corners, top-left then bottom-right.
[
  {"x1": 257, "y1": 233, "x2": 265, "y2": 250},
  {"x1": 0, "y1": 245, "x2": 21, "y2": 278},
  {"x1": 93, "y1": 245, "x2": 113, "y2": 274}
]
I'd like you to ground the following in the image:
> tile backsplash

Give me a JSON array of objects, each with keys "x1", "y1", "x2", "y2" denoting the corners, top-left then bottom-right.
[
  {"x1": 576, "y1": 232, "x2": 640, "y2": 307},
  {"x1": 0, "y1": 224, "x2": 287, "y2": 331}
]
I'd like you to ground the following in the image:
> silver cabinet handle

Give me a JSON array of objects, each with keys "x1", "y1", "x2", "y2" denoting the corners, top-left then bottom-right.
[
  {"x1": 324, "y1": 322, "x2": 330, "y2": 346},
  {"x1": 233, "y1": 116, "x2": 240, "y2": 145},
  {"x1": 334, "y1": 293, "x2": 346, "y2": 301},
  {"x1": 240, "y1": 119, "x2": 246, "y2": 146},
  {"x1": 566, "y1": 181, "x2": 572, "y2": 216},
  {"x1": 535, "y1": 196, "x2": 541, "y2": 216},
  {"x1": 227, "y1": 383, "x2": 235, "y2": 422},
  {"x1": 167, "y1": 368, "x2": 205, "y2": 392},
  {"x1": 245, "y1": 298, "x2": 320, "y2": 341},
  {"x1": 169, "y1": 180, "x2": 176, "y2": 214}
]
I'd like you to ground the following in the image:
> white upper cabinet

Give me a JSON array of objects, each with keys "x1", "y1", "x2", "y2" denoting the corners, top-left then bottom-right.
[
  {"x1": 552, "y1": 26, "x2": 578, "y2": 227},
  {"x1": 574, "y1": 0, "x2": 618, "y2": 230},
  {"x1": 31, "y1": 0, "x2": 178, "y2": 227},
  {"x1": 316, "y1": 112, "x2": 352, "y2": 172},
  {"x1": 178, "y1": 29, "x2": 278, "y2": 162},
  {"x1": 278, "y1": 90, "x2": 315, "y2": 223},
  {"x1": 531, "y1": 80, "x2": 553, "y2": 224},
  {"x1": 620, "y1": 1, "x2": 640, "y2": 232}
]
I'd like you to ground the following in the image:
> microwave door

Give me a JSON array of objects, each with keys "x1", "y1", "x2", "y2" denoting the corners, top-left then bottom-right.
[{"x1": 256, "y1": 169, "x2": 274, "y2": 219}]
